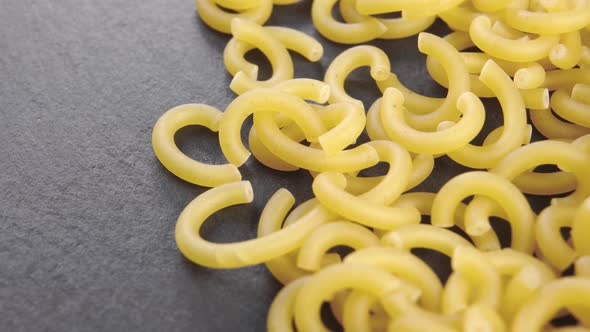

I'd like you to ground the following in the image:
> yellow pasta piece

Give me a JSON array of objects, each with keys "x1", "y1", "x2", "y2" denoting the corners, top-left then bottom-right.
[
  {"x1": 572, "y1": 197, "x2": 590, "y2": 256},
  {"x1": 536, "y1": 204, "x2": 577, "y2": 271},
  {"x1": 472, "y1": 0, "x2": 513, "y2": 12},
  {"x1": 380, "y1": 87, "x2": 485, "y2": 154},
  {"x1": 248, "y1": 122, "x2": 303, "y2": 172},
  {"x1": 431, "y1": 171, "x2": 535, "y2": 253},
  {"x1": 293, "y1": 263, "x2": 401, "y2": 332},
  {"x1": 345, "y1": 247, "x2": 443, "y2": 311},
  {"x1": 401, "y1": 0, "x2": 466, "y2": 20},
  {"x1": 316, "y1": 102, "x2": 366, "y2": 156},
  {"x1": 312, "y1": 172, "x2": 421, "y2": 229},
  {"x1": 324, "y1": 45, "x2": 390, "y2": 108},
  {"x1": 503, "y1": 0, "x2": 590, "y2": 35},
  {"x1": 541, "y1": 68, "x2": 590, "y2": 91},
  {"x1": 381, "y1": 224, "x2": 474, "y2": 258},
  {"x1": 521, "y1": 88, "x2": 551, "y2": 110},
  {"x1": 484, "y1": 248, "x2": 557, "y2": 282},
  {"x1": 341, "y1": 290, "x2": 389, "y2": 332},
  {"x1": 470, "y1": 15, "x2": 559, "y2": 62},
  {"x1": 339, "y1": 0, "x2": 435, "y2": 39},
  {"x1": 376, "y1": 73, "x2": 442, "y2": 114},
  {"x1": 228, "y1": 19, "x2": 294, "y2": 94},
  {"x1": 296, "y1": 221, "x2": 380, "y2": 271},
  {"x1": 439, "y1": 3, "x2": 493, "y2": 32},
  {"x1": 491, "y1": 140, "x2": 590, "y2": 205},
  {"x1": 501, "y1": 265, "x2": 553, "y2": 322},
  {"x1": 213, "y1": 0, "x2": 263, "y2": 10},
  {"x1": 253, "y1": 111, "x2": 380, "y2": 172},
  {"x1": 463, "y1": 304, "x2": 507, "y2": 332},
  {"x1": 176, "y1": 182, "x2": 335, "y2": 268},
  {"x1": 551, "y1": 88, "x2": 590, "y2": 128},
  {"x1": 447, "y1": 60, "x2": 529, "y2": 169},
  {"x1": 550, "y1": 31, "x2": 583, "y2": 70},
  {"x1": 572, "y1": 83, "x2": 590, "y2": 104},
  {"x1": 311, "y1": 0, "x2": 387, "y2": 44},
  {"x1": 382, "y1": 292, "x2": 463, "y2": 329},
  {"x1": 195, "y1": 0, "x2": 272, "y2": 34},
  {"x1": 152, "y1": 103, "x2": 241, "y2": 187},
  {"x1": 514, "y1": 62, "x2": 547, "y2": 90},
  {"x1": 386, "y1": 315, "x2": 460, "y2": 332},
  {"x1": 530, "y1": 107, "x2": 590, "y2": 140},
  {"x1": 575, "y1": 255, "x2": 590, "y2": 277},
  {"x1": 267, "y1": 276, "x2": 308, "y2": 332},
  {"x1": 223, "y1": 26, "x2": 323, "y2": 79},
  {"x1": 511, "y1": 278, "x2": 590, "y2": 331}
]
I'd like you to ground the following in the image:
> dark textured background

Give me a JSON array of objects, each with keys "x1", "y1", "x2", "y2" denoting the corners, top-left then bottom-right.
[{"x1": 0, "y1": 1, "x2": 552, "y2": 331}]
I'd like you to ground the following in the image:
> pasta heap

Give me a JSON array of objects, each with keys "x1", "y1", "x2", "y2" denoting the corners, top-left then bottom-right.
[{"x1": 152, "y1": 0, "x2": 590, "y2": 331}]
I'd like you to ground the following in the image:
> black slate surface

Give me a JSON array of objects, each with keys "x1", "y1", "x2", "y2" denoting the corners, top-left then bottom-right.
[{"x1": 0, "y1": 1, "x2": 553, "y2": 331}]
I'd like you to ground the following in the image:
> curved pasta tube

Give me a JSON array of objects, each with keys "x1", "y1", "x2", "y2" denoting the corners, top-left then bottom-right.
[
  {"x1": 376, "y1": 73, "x2": 443, "y2": 115},
  {"x1": 224, "y1": 26, "x2": 323, "y2": 79},
  {"x1": 511, "y1": 278, "x2": 590, "y2": 331},
  {"x1": 431, "y1": 171, "x2": 536, "y2": 253},
  {"x1": 469, "y1": 16, "x2": 559, "y2": 62},
  {"x1": 228, "y1": 19, "x2": 294, "y2": 94},
  {"x1": 195, "y1": 0, "x2": 272, "y2": 34},
  {"x1": 541, "y1": 68, "x2": 590, "y2": 91},
  {"x1": 381, "y1": 224, "x2": 474, "y2": 258},
  {"x1": 152, "y1": 103, "x2": 241, "y2": 187},
  {"x1": 324, "y1": 45, "x2": 390, "y2": 107},
  {"x1": 394, "y1": 192, "x2": 502, "y2": 251},
  {"x1": 341, "y1": 290, "x2": 389, "y2": 332},
  {"x1": 530, "y1": 107, "x2": 590, "y2": 140},
  {"x1": 386, "y1": 315, "x2": 460, "y2": 332},
  {"x1": 550, "y1": 31, "x2": 583, "y2": 70},
  {"x1": 572, "y1": 197, "x2": 590, "y2": 256},
  {"x1": 472, "y1": 0, "x2": 512, "y2": 12},
  {"x1": 514, "y1": 62, "x2": 546, "y2": 90},
  {"x1": 490, "y1": 140, "x2": 590, "y2": 205},
  {"x1": 380, "y1": 88, "x2": 485, "y2": 154},
  {"x1": 463, "y1": 305, "x2": 507, "y2": 332},
  {"x1": 296, "y1": 221, "x2": 380, "y2": 271},
  {"x1": 339, "y1": 0, "x2": 435, "y2": 39},
  {"x1": 248, "y1": 120, "x2": 303, "y2": 172},
  {"x1": 400, "y1": 0, "x2": 466, "y2": 20},
  {"x1": 394, "y1": 32, "x2": 470, "y2": 132},
  {"x1": 175, "y1": 182, "x2": 333, "y2": 268},
  {"x1": 439, "y1": 3, "x2": 494, "y2": 32},
  {"x1": 254, "y1": 111, "x2": 380, "y2": 172},
  {"x1": 521, "y1": 88, "x2": 551, "y2": 110},
  {"x1": 293, "y1": 263, "x2": 401, "y2": 332},
  {"x1": 572, "y1": 83, "x2": 590, "y2": 104},
  {"x1": 219, "y1": 89, "x2": 326, "y2": 166},
  {"x1": 311, "y1": 0, "x2": 387, "y2": 44},
  {"x1": 267, "y1": 276, "x2": 308, "y2": 332},
  {"x1": 551, "y1": 88, "x2": 590, "y2": 128},
  {"x1": 344, "y1": 247, "x2": 443, "y2": 311},
  {"x1": 316, "y1": 102, "x2": 366, "y2": 155},
  {"x1": 501, "y1": 264, "x2": 556, "y2": 322},
  {"x1": 442, "y1": 246, "x2": 501, "y2": 314},
  {"x1": 312, "y1": 172, "x2": 421, "y2": 230},
  {"x1": 503, "y1": 0, "x2": 590, "y2": 35},
  {"x1": 536, "y1": 204, "x2": 577, "y2": 271},
  {"x1": 447, "y1": 60, "x2": 528, "y2": 169},
  {"x1": 485, "y1": 248, "x2": 557, "y2": 281}
]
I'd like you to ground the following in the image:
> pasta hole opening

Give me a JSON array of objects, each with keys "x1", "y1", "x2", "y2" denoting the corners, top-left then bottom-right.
[
  {"x1": 175, "y1": 125, "x2": 229, "y2": 165},
  {"x1": 244, "y1": 49, "x2": 273, "y2": 81},
  {"x1": 411, "y1": 248, "x2": 452, "y2": 284}
]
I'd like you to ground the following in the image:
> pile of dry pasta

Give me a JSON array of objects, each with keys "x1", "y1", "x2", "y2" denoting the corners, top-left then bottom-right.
[{"x1": 151, "y1": 0, "x2": 590, "y2": 331}]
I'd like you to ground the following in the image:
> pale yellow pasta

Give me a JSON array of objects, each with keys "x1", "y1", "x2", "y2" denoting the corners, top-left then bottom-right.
[
  {"x1": 550, "y1": 31, "x2": 583, "y2": 70},
  {"x1": 530, "y1": 107, "x2": 590, "y2": 139},
  {"x1": 572, "y1": 83, "x2": 590, "y2": 104},
  {"x1": 401, "y1": 0, "x2": 466, "y2": 20},
  {"x1": 484, "y1": 248, "x2": 557, "y2": 282},
  {"x1": 442, "y1": 246, "x2": 501, "y2": 313},
  {"x1": 296, "y1": 221, "x2": 380, "y2": 271},
  {"x1": 381, "y1": 224, "x2": 474, "y2": 258},
  {"x1": 152, "y1": 103, "x2": 241, "y2": 187},
  {"x1": 176, "y1": 182, "x2": 334, "y2": 268},
  {"x1": 254, "y1": 111, "x2": 380, "y2": 172},
  {"x1": 195, "y1": 0, "x2": 272, "y2": 34},
  {"x1": 394, "y1": 192, "x2": 502, "y2": 251},
  {"x1": 580, "y1": 46, "x2": 590, "y2": 67},
  {"x1": 293, "y1": 263, "x2": 401, "y2": 332},
  {"x1": 213, "y1": 0, "x2": 262, "y2": 10},
  {"x1": 572, "y1": 197, "x2": 590, "y2": 256},
  {"x1": 551, "y1": 88, "x2": 590, "y2": 128},
  {"x1": 267, "y1": 276, "x2": 308, "y2": 332},
  {"x1": 541, "y1": 68, "x2": 590, "y2": 91},
  {"x1": 501, "y1": 265, "x2": 553, "y2": 322},
  {"x1": 431, "y1": 171, "x2": 535, "y2": 253},
  {"x1": 341, "y1": 290, "x2": 389, "y2": 332},
  {"x1": 521, "y1": 88, "x2": 550, "y2": 110},
  {"x1": 339, "y1": 0, "x2": 435, "y2": 39},
  {"x1": 311, "y1": 0, "x2": 387, "y2": 44},
  {"x1": 575, "y1": 255, "x2": 590, "y2": 277},
  {"x1": 514, "y1": 62, "x2": 546, "y2": 90},
  {"x1": 382, "y1": 293, "x2": 462, "y2": 328},
  {"x1": 511, "y1": 278, "x2": 590, "y2": 331},
  {"x1": 447, "y1": 60, "x2": 529, "y2": 169},
  {"x1": 470, "y1": 16, "x2": 559, "y2": 62},
  {"x1": 376, "y1": 73, "x2": 442, "y2": 114},
  {"x1": 472, "y1": 0, "x2": 513, "y2": 12},
  {"x1": 316, "y1": 102, "x2": 366, "y2": 156},
  {"x1": 380, "y1": 87, "x2": 485, "y2": 154},
  {"x1": 490, "y1": 20, "x2": 528, "y2": 40},
  {"x1": 503, "y1": 0, "x2": 590, "y2": 35},
  {"x1": 312, "y1": 172, "x2": 421, "y2": 229},
  {"x1": 344, "y1": 247, "x2": 443, "y2": 311},
  {"x1": 463, "y1": 304, "x2": 507, "y2": 332},
  {"x1": 228, "y1": 19, "x2": 294, "y2": 94},
  {"x1": 536, "y1": 204, "x2": 577, "y2": 270},
  {"x1": 386, "y1": 314, "x2": 460, "y2": 332},
  {"x1": 324, "y1": 45, "x2": 390, "y2": 107},
  {"x1": 490, "y1": 140, "x2": 590, "y2": 205},
  {"x1": 248, "y1": 122, "x2": 303, "y2": 172},
  {"x1": 438, "y1": 3, "x2": 493, "y2": 32},
  {"x1": 219, "y1": 89, "x2": 326, "y2": 166},
  {"x1": 223, "y1": 26, "x2": 323, "y2": 79}
]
